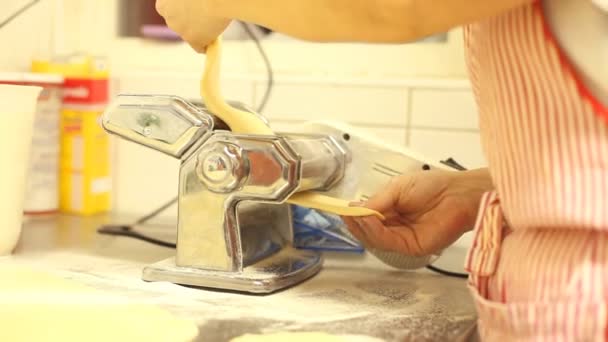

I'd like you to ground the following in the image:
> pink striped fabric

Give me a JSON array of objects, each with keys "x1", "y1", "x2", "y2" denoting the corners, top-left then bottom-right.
[{"x1": 463, "y1": 1, "x2": 608, "y2": 340}]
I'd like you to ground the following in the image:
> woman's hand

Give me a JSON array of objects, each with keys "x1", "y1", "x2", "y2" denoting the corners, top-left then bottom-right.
[
  {"x1": 342, "y1": 169, "x2": 493, "y2": 257},
  {"x1": 156, "y1": 0, "x2": 230, "y2": 52}
]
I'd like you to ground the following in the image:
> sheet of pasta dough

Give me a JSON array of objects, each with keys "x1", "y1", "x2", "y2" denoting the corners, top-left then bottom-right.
[
  {"x1": 0, "y1": 264, "x2": 198, "y2": 342},
  {"x1": 200, "y1": 38, "x2": 382, "y2": 220}
]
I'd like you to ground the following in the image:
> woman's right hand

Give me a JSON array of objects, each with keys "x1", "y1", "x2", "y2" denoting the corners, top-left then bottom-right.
[
  {"x1": 342, "y1": 168, "x2": 493, "y2": 257},
  {"x1": 156, "y1": 0, "x2": 230, "y2": 53}
]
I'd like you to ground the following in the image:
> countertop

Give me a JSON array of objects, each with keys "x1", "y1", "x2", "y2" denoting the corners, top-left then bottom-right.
[{"x1": 4, "y1": 214, "x2": 478, "y2": 342}]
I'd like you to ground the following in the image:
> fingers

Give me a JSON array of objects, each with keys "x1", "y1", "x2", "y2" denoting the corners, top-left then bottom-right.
[
  {"x1": 364, "y1": 175, "x2": 411, "y2": 213},
  {"x1": 155, "y1": 0, "x2": 228, "y2": 54},
  {"x1": 364, "y1": 186, "x2": 398, "y2": 213},
  {"x1": 155, "y1": 0, "x2": 168, "y2": 18},
  {"x1": 350, "y1": 216, "x2": 427, "y2": 257},
  {"x1": 180, "y1": 27, "x2": 214, "y2": 53},
  {"x1": 188, "y1": 41, "x2": 208, "y2": 54},
  {"x1": 361, "y1": 216, "x2": 425, "y2": 256},
  {"x1": 342, "y1": 216, "x2": 368, "y2": 245}
]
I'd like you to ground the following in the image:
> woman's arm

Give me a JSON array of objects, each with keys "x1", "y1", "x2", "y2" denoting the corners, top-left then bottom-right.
[
  {"x1": 213, "y1": 0, "x2": 531, "y2": 42},
  {"x1": 157, "y1": 0, "x2": 534, "y2": 52}
]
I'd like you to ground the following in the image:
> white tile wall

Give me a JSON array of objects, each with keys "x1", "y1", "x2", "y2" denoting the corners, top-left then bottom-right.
[
  {"x1": 255, "y1": 83, "x2": 408, "y2": 126},
  {"x1": 115, "y1": 72, "x2": 255, "y2": 106},
  {"x1": 363, "y1": 127, "x2": 408, "y2": 146},
  {"x1": 112, "y1": 138, "x2": 179, "y2": 219},
  {"x1": 1, "y1": 1, "x2": 53, "y2": 70},
  {"x1": 410, "y1": 89, "x2": 478, "y2": 129},
  {"x1": 271, "y1": 121, "x2": 407, "y2": 146},
  {"x1": 408, "y1": 129, "x2": 486, "y2": 169}
]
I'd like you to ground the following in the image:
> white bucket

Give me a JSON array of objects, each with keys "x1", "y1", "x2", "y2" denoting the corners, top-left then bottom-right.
[{"x1": 0, "y1": 84, "x2": 42, "y2": 255}]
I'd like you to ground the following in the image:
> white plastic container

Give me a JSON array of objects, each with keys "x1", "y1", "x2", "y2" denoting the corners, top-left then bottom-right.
[
  {"x1": 0, "y1": 73, "x2": 63, "y2": 214},
  {"x1": 0, "y1": 84, "x2": 42, "y2": 255}
]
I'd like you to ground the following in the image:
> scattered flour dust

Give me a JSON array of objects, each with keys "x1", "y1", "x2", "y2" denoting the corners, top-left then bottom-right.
[
  {"x1": 3, "y1": 251, "x2": 476, "y2": 341},
  {"x1": 3, "y1": 252, "x2": 369, "y2": 323}
]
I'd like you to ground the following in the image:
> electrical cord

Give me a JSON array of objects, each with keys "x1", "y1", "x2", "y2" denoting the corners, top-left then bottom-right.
[
  {"x1": 239, "y1": 22, "x2": 274, "y2": 113},
  {"x1": 0, "y1": 0, "x2": 40, "y2": 30},
  {"x1": 97, "y1": 196, "x2": 178, "y2": 247},
  {"x1": 424, "y1": 157, "x2": 470, "y2": 279},
  {"x1": 98, "y1": 225, "x2": 177, "y2": 249},
  {"x1": 134, "y1": 196, "x2": 178, "y2": 225},
  {"x1": 426, "y1": 265, "x2": 468, "y2": 279}
]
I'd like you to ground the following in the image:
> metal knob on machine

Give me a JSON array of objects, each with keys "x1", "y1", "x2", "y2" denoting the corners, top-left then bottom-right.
[{"x1": 196, "y1": 142, "x2": 249, "y2": 193}]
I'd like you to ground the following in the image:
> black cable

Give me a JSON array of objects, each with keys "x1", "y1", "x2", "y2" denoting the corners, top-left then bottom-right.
[
  {"x1": 98, "y1": 225, "x2": 176, "y2": 249},
  {"x1": 426, "y1": 265, "x2": 469, "y2": 279},
  {"x1": 426, "y1": 158, "x2": 470, "y2": 278},
  {"x1": 135, "y1": 196, "x2": 178, "y2": 225},
  {"x1": 97, "y1": 197, "x2": 178, "y2": 248},
  {"x1": 239, "y1": 22, "x2": 274, "y2": 113},
  {"x1": 0, "y1": 0, "x2": 40, "y2": 30},
  {"x1": 440, "y1": 157, "x2": 468, "y2": 171}
]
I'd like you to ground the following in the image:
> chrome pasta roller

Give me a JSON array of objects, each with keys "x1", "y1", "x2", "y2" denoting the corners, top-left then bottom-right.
[{"x1": 102, "y1": 94, "x2": 450, "y2": 294}]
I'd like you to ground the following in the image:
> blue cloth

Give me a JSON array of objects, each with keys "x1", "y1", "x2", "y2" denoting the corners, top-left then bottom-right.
[{"x1": 291, "y1": 205, "x2": 364, "y2": 253}]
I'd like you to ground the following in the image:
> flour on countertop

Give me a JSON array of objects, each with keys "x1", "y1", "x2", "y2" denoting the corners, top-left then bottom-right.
[{"x1": 4, "y1": 252, "x2": 476, "y2": 341}]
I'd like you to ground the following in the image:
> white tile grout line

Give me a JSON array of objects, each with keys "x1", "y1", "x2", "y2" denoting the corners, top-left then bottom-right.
[
  {"x1": 267, "y1": 118, "x2": 408, "y2": 128},
  {"x1": 409, "y1": 126, "x2": 480, "y2": 133},
  {"x1": 250, "y1": 80, "x2": 258, "y2": 109},
  {"x1": 405, "y1": 88, "x2": 413, "y2": 146},
  {"x1": 116, "y1": 70, "x2": 472, "y2": 90}
]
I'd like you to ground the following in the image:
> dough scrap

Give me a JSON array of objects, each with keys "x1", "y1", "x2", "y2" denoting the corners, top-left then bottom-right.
[
  {"x1": 201, "y1": 38, "x2": 383, "y2": 220},
  {"x1": 0, "y1": 265, "x2": 198, "y2": 342}
]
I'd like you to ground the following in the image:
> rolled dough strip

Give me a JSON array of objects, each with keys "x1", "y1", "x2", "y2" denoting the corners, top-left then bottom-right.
[
  {"x1": 288, "y1": 192, "x2": 384, "y2": 220},
  {"x1": 201, "y1": 37, "x2": 274, "y2": 135},
  {"x1": 0, "y1": 265, "x2": 198, "y2": 342},
  {"x1": 200, "y1": 38, "x2": 383, "y2": 220}
]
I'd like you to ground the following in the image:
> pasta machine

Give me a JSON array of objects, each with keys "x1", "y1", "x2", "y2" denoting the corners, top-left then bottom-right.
[{"x1": 101, "y1": 94, "x2": 451, "y2": 294}]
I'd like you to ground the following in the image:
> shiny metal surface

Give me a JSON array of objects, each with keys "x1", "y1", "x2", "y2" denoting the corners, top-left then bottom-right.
[
  {"x1": 176, "y1": 133, "x2": 302, "y2": 273},
  {"x1": 143, "y1": 247, "x2": 323, "y2": 294},
  {"x1": 196, "y1": 142, "x2": 249, "y2": 193},
  {"x1": 101, "y1": 94, "x2": 214, "y2": 158},
  {"x1": 101, "y1": 95, "x2": 348, "y2": 293},
  {"x1": 284, "y1": 121, "x2": 453, "y2": 270},
  {"x1": 282, "y1": 134, "x2": 348, "y2": 191}
]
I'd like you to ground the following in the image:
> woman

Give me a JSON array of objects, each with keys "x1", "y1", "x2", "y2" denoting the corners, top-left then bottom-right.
[{"x1": 156, "y1": 0, "x2": 608, "y2": 339}]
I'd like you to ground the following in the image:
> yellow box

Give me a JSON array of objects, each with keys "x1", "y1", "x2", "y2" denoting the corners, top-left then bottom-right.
[
  {"x1": 59, "y1": 109, "x2": 111, "y2": 215},
  {"x1": 34, "y1": 55, "x2": 112, "y2": 216}
]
